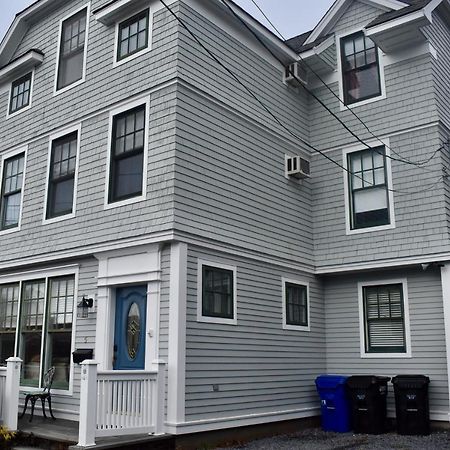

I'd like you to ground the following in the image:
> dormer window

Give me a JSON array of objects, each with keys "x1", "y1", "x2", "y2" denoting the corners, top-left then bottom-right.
[
  {"x1": 341, "y1": 32, "x2": 381, "y2": 106},
  {"x1": 9, "y1": 73, "x2": 32, "y2": 115},
  {"x1": 117, "y1": 10, "x2": 150, "y2": 62}
]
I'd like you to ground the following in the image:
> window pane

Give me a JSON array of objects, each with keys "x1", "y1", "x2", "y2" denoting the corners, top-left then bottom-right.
[
  {"x1": 202, "y1": 266, "x2": 234, "y2": 319},
  {"x1": 50, "y1": 178, "x2": 75, "y2": 217},
  {"x1": 112, "y1": 153, "x2": 144, "y2": 200},
  {"x1": 3, "y1": 193, "x2": 21, "y2": 228},
  {"x1": 57, "y1": 8, "x2": 87, "y2": 90},
  {"x1": 285, "y1": 283, "x2": 308, "y2": 327},
  {"x1": 0, "y1": 284, "x2": 19, "y2": 365},
  {"x1": 20, "y1": 280, "x2": 46, "y2": 387},
  {"x1": 1, "y1": 153, "x2": 25, "y2": 230},
  {"x1": 118, "y1": 10, "x2": 149, "y2": 60},
  {"x1": 45, "y1": 277, "x2": 74, "y2": 391}
]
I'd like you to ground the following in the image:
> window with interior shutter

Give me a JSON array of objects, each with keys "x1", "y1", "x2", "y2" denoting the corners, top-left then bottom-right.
[{"x1": 363, "y1": 284, "x2": 406, "y2": 353}]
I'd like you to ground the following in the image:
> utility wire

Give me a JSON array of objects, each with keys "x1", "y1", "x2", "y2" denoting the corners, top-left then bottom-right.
[
  {"x1": 249, "y1": 0, "x2": 442, "y2": 168},
  {"x1": 158, "y1": 0, "x2": 446, "y2": 196}
]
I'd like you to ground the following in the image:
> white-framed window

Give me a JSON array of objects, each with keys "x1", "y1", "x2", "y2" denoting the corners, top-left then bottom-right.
[
  {"x1": 104, "y1": 97, "x2": 149, "y2": 209},
  {"x1": 8, "y1": 71, "x2": 34, "y2": 117},
  {"x1": 343, "y1": 139, "x2": 395, "y2": 235},
  {"x1": 282, "y1": 278, "x2": 310, "y2": 332},
  {"x1": 114, "y1": 8, "x2": 152, "y2": 66},
  {"x1": 43, "y1": 125, "x2": 81, "y2": 224},
  {"x1": 0, "y1": 266, "x2": 79, "y2": 394},
  {"x1": 54, "y1": 4, "x2": 90, "y2": 95},
  {"x1": 197, "y1": 260, "x2": 237, "y2": 325},
  {"x1": 337, "y1": 29, "x2": 386, "y2": 110},
  {"x1": 358, "y1": 279, "x2": 411, "y2": 358},
  {"x1": 0, "y1": 146, "x2": 27, "y2": 235}
]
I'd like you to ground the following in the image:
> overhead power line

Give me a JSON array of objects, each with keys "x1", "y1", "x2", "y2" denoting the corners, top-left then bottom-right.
[{"x1": 158, "y1": 0, "x2": 446, "y2": 196}]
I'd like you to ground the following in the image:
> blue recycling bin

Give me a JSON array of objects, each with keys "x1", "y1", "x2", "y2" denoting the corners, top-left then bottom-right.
[{"x1": 315, "y1": 375, "x2": 351, "y2": 432}]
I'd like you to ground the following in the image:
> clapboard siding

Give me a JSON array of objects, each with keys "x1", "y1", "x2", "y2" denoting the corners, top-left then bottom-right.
[
  {"x1": 184, "y1": 245, "x2": 325, "y2": 421},
  {"x1": 313, "y1": 126, "x2": 449, "y2": 267},
  {"x1": 324, "y1": 267, "x2": 449, "y2": 417}
]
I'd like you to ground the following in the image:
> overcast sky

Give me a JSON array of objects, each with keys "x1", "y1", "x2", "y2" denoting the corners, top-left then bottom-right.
[{"x1": 0, "y1": 1, "x2": 332, "y2": 43}]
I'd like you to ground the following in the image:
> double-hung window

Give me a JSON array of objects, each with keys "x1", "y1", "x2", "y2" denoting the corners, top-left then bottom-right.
[
  {"x1": 57, "y1": 8, "x2": 87, "y2": 91},
  {"x1": 109, "y1": 105, "x2": 146, "y2": 203},
  {"x1": 47, "y1": 131, "x2": 78, "y2": 219},
  {"x1": 348, "y1": 147, "x2": 390, "y2": 230},
  {"x1": 0, "y1": 152, "x2": 25, "y2": 231},
  {"x1": 362, "y1": 283, "x2": 407, "y2": 354},
  {"x1": 10, "y1": 73, "x2": 32, "y2": 115},
  {"x1": 117, "y1": 10, "x2": 150, "y2": 61},
  {"x1": 282, "y1": 279, "x2": 310, "y2": 331},
  {"x1": 0, "y1": 275, "x2": 75, "y2": 390},
  {"x1": 341, "y1": 32, "x2": 381, "y2": 105}
]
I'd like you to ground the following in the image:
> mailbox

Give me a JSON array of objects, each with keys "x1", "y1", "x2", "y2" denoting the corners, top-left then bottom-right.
[{"x1": 72, "y1": 349, "x2": 94, "y2": 364}]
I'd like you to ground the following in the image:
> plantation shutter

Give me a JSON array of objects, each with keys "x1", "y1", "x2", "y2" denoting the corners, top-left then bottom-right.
[{"x1": 364, "y1": 284, "x2": 406, "y2": 353}]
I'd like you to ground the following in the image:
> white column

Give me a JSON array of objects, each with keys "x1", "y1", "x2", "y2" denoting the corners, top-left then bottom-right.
[
  {"x1": 440, "y1": 265, "x2": 450, "y2": 422},
  {"x1": 152, "y1": 360, "x2": 167, "y2": 435},
  {"x1": 4, "y1": 357, "x2": 22, "y2": 431},
  {"x1": 77, "y1": 360, "x2": 98, "y2": 447},
  {"x1": 167, "y1": 242, "x2": 187, "y2": 426}
]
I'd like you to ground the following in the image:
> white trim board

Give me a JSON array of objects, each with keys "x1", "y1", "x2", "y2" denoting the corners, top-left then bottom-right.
[{"x1": 440, "y1": 264, "x2": 450, "y2": 424}]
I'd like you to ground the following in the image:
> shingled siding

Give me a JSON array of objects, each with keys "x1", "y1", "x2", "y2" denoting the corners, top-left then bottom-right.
[
  {"x1": 312, "y1": 126, "x2": 450, "y2": 267},
  {"x1": 184, "y1": 245, "x2": 325, "y2": 422},
  {"x1": 177, "y1": 2, "x2": 310, "y2": 148},
  {"x1": 324, "y1": 266, "x2": 449, "y2": 419}
]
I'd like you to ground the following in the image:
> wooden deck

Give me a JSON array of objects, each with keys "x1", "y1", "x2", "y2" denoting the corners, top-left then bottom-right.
[{"x1": 15, "y1": 416, "x2": 175, "y2": 450}]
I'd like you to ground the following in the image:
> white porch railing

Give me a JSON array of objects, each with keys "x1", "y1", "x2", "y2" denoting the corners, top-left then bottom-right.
[
  {"x1": 0, "y1": 366, "x2": 6, "y2": 422},
  {"x1": 0, "y1": 358, "x2": 22, "y2": 431},
  {"x1": 78, "y1": 360, "x2": 166, "y2": 447}
]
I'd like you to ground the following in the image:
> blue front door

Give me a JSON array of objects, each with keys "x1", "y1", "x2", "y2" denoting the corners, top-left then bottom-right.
[{"x1": 113, "y1": 285, "x2": 147, "y2": 370}]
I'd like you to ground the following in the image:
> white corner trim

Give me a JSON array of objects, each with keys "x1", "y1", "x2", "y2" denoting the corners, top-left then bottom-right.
[
  {"x1": 342, "y1": 137, "x2": 396, "y2": 235},
  {"x1": 281, "y1": 277, "x2": 310, "y2": 332},
  {"x1": 53, "y1": 2, "x2": 91, "y2": 96},
  {"x1": 357, "y1": 278, "x2": 412, "y2": 359},
  {"x1": 112, "y1": 6, "x2": 153, "y2": 68},
  {"x1": 197, "y1": 259, "x2": 238, "y2": 326},
  {"x1": 439, "y1": 264, "x2": 450, "y2": 423},
  {"x1": 0, "y1": 144, "x2": 28, "y2": 236},
  {"x1": 336, "y1": 29, "x2": 387, "y2": 111},
  {"x1": 167, "y1": 242, "x2": 188, "y2": 424},
  {"x1": 6, "y1": 69, "x2": 35, "y2": 119},
  {"x1": 104, "y1": 96, "x2": 150, "y2": 210},
  {"x1": 42, "y1": 123, "x2": 81, "y2": 225}
]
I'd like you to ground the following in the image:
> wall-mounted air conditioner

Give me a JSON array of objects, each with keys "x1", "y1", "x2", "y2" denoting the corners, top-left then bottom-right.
[
  {"x1": 284, "y1": 62, "x2": 308, "y2": 86},
  {"x1": 286, "y1": 156, "x2": 310, "y2": 179}
]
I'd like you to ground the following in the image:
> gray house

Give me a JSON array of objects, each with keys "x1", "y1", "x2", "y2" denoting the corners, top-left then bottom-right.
[{"x1": 0, "y1": 0, "x2": 449, "y2": 446}]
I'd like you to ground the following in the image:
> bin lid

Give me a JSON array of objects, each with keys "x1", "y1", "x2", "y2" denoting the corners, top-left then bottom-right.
[
  {"x1": 392, "y1": 375, "x2": 430, "y2": 387},
  {"x1": 346, "y1": 375, "x2": 391, "y2": 389},
  {"x1": 315, "y1": 374, "x2": 349, "y2": 389}
]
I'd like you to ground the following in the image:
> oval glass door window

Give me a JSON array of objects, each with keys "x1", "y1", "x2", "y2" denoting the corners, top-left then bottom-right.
[{"x1": 127, "y1": 303, "x2": 141, "y2": 360}]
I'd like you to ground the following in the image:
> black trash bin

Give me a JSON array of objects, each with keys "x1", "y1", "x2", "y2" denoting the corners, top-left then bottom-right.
[
  {"x1": 346, "y1": 376, "x2": 390, "y2": 434},
  {"x1": 392, "y1": 375, "x2": 430, "y2": 436}
]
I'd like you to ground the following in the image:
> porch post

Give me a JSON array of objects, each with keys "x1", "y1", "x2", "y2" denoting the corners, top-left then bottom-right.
[
  {"x1": 152, "y1": 360, "x2": 166, "y2": 435},
  {"x1": 4, "y1": 357, "x2": 22, "y2": 431},
  {"x1": 77, "y1": 360, "x2": 98, "y2": 447},
  {"x1": 440, "y1": 264, "x2": 450, "y2": 422}
]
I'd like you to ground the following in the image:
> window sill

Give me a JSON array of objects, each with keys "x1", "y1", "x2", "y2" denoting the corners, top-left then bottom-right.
[
  {"x1": 54, "y1": 77, "x2": 85, "y2": 97},
  {"x1": 43, "y1": 213, "x2": 75, "y2": 226},
  {"x1": 360, "y1": 351, "x2": 411, "y2": 359},
  {"x1": 346, "y1": 222, "x2": 395, "y2": 235},
  {"x1": 0, "y1": 226, "x2": 20, "y2": 236},
  {"x1": 113, "y1": 47, "x2": 152, "y2": 68},
  {"x1": 104, "y1": 194, "x2": 146, "y2": 210},
  {"x1": 340, "y1": 93, "x2": 386, "y2": 111},
  {"x1": 197, "y1": 316, "x2": 237, "y2": 326},
  {"x1": 7, "y1": 104, "x2": 32, "y2": 119},
  {"x1": 283, "y1": 324, "x2": 310, "y2": 332}
]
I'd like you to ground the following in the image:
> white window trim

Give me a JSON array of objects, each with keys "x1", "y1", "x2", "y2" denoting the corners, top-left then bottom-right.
[
  {"x1": 0, "y1": 145, "x2": 28, "y2": 236},
  {"x1": 6, "y1": 69, "x2": 35, "y2": 119},
  {"x1": 104, "y1": 96, "x2": 150, "y2": 210},
  {"x1": 0, "y1": 265, "x2": 79, "y2": 396},
  {"x1": 281, "y1": 277, "x2": 310, "y2": 332},
  {"x1": 342, "y1": 138, "x2": 396, "y2": 235},
  {"x1": 113, "y1": 6, "x2": 153, "y2": 68},
  {"x1": 42, "y1": 124, "x2": 81, "y2": 225},
  {"x1": 53, "y1": 2, "x2": 91, "y2": 96},
  {"x1": 336, "y1": 27, "x2": 387, "y2": 111},
  {"x1": 358, "y1": 278, "x2": 411, "y2": 359},
  {"x1": 197, "y1": 259, "x2": 238, "y2": 326}
]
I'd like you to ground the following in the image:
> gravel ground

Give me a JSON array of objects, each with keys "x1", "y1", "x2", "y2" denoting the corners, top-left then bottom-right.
[{"x1": 217, "y1": 428, "x2": 450, "y2": 449}]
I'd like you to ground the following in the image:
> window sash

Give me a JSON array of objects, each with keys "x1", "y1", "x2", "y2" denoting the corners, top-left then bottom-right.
[
  {"x1": 47, "y1": 132, "x2": 78, "y2": 219},
  {"x1": 341, "y1": 32, "x2": 381, "y2": 105},
  {"x1": 0, "y1": 153, "x2": 25, "y2": 230},
  {"x1": 109, "y1": 105, "x2": 146, "y2": 203},
  {"x1": 117, "y1": 10, "x2": 149, "y2": 61},
  {"x1": 363, "y1": 284, "x2": 406, "y2": 353},
  {"x1": 285, "y1": 282, "x2": 308, "y2": 327},
  {"x1": 202, "y1": 266, "x2": 234, "y2": 319},
  {"x1": 57, "y1": 8, "x2": 87, "y2": 90},
  {"x1": 10, "y1": 73, "x2": 32, "y2": 114}
]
